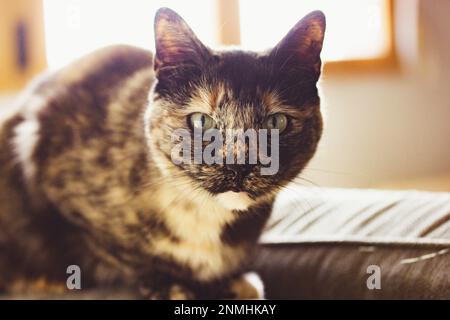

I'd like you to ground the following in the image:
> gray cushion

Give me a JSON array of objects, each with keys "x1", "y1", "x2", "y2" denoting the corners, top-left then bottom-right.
[{"x1": 255, "y1": 187, "x2": 450, "y2": 299}]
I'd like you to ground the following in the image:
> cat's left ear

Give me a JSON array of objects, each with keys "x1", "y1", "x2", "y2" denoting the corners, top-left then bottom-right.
[
  {"x1": 269, "y1": 11, "x2": 326, "y2": 75},
  {"x1": 154, "y1": 8, "x2": 211, "y2": 72}
]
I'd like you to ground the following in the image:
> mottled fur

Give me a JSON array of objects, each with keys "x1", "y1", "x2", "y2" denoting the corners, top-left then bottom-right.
[{"x1": 0, "y1": 8, "x2": 325, "y2": 299}]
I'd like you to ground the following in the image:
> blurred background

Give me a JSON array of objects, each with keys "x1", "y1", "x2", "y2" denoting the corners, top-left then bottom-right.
[{"x1": 0, "y1": 0, "x2": 449, "y2": 191}]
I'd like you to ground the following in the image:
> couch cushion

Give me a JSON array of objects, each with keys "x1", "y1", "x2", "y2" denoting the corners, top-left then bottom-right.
[{"x1": 255, "y1": 187, "x2": 450, "y2": 299}]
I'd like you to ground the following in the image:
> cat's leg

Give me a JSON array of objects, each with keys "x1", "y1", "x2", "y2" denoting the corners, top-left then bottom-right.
[
  {"x1": 228, "y1": 272, "x2": 265, "y2": 300},
  {"x1": 137, "y1": 272, "x2": 264, "y2": 300},
  {"x1": 140, "y1": 283, "x2": 195, "y2": 300},
  {"x1": 193, "y1": 272, "x2": 264, "y2": 299},
  {"x1": 138, "y1": 273, "x2": 196, "y2": 300}
]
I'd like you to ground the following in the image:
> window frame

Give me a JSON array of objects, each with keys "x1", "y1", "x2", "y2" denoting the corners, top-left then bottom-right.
[{"x1": 0, "y1": 0, "x2": 47, "y2": 91}]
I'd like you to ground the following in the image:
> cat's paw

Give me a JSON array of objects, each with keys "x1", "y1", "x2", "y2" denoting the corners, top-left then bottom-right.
[
  {"x1": 139, "y1": 283, "x2": 195, "y2": 300},
  {"x1": 229, "y1": 272, "x2": 265, "y2": 300}
]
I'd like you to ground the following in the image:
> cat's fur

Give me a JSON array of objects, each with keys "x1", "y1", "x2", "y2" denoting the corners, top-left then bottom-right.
[{"x1": 0, "y1": 8, "x2": 325, "y2": 299}]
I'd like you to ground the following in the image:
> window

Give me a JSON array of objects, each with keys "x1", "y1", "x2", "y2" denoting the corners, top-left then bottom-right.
[
  {"x1": 43, "y1": 0, "x2": 218, "y2": 68},
  {"x1": 43, "y1": 0, "x2": 394, "y2": 69},
  {"x1": 239, "y1": 0, "x2": 392, "y2": 62}
]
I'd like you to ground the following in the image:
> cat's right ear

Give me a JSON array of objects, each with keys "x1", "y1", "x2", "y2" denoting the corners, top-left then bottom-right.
[{"x1": 154, "y1": 8, "x2": 210, "y2": 73}]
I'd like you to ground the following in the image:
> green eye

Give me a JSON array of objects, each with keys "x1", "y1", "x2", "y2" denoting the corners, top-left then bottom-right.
[
  {"x1": 189, "y1": 113, "x2": 215, "y2": 130},
  {"x1": 265, "y1": 114, "x2": 288, "y2": 133}
]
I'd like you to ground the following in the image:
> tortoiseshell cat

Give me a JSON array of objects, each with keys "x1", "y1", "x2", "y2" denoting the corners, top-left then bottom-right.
[{"x1": 0, "y1": 8, "x2": 325, "y2": 299}]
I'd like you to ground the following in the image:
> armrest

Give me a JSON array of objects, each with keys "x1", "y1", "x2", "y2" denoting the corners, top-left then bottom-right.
[{"x1": 255, "y1": 187, "x2": 450, "y2": 299}]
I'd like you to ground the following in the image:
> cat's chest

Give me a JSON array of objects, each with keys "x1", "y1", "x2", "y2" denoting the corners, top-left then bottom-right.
[{"x1": 149, "y1": 184, "x2": 244, "y2": 280}]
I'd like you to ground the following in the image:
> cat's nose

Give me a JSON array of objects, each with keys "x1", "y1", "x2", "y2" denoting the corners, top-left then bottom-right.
[
  {"x1": 225, "y1": 164, "x2": 253, "y2": 192},
  {"x1": 225, "y1": 164, "x2": 252, "y2": 178}
]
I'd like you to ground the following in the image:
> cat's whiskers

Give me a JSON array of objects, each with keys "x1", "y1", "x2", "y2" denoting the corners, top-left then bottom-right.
[
  {"x1": 275, "y1": 184, "x2": 315, "y2": 216},
  {"x1": 293, "y1": 175, "x2": 321, "y2": 187}
]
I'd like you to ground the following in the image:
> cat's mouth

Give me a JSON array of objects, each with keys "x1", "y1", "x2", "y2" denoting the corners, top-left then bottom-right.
[
  {"x1": 203, "y1": 176, "x2": 268, "y2": 200},
  {"x1": 228, "y1": 185, "x2": 245, "y2": 193},
  {"x1": 206, "y1": 172, "x2": 254, "y2": 196},
  {"x1": 224, "y1": 177, "x2": 248, "y2": 193},
  {"x1": 206, "y1": 182, "x2": 251, "y2": 196}
]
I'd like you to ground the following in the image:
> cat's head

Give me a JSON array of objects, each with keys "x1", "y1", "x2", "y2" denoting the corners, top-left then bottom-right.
[{"x1": 146, "y1": 8, "x2": 325, "y2": 208}]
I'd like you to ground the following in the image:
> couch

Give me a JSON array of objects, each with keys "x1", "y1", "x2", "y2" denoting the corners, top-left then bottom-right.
[{"x1": 255, "y1": 186, "x2": 450, "y2": 299}]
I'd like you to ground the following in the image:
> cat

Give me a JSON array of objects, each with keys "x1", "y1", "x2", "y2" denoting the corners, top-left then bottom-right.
[{"x1": 0, "y1": 8, "x2": 325, "y2": 299}]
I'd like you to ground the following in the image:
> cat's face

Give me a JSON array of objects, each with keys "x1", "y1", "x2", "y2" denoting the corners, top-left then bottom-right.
[{"x1": 146, "y1": 8, "x2": 325, "y2": 203}]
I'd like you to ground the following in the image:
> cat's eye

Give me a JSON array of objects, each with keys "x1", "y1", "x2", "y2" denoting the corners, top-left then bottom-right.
[
  {"x1": 189, "y1": 113, "x2": 216, "y2": 131},
  {"x1": 265, "y1": 114, "x2": 288, "y2": 133}
]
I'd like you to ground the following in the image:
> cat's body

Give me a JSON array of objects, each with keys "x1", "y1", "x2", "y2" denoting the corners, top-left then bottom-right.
[
  {"x1": 0, "y1": 9, "x2": 325, "y2": 299},
  {"x1": 0, "y1": 45, "x2": 267, "y2": 297}
]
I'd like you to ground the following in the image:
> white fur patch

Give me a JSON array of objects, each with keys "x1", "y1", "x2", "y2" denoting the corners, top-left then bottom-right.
[
  {"x1": 243, "y1": 272, "x2": 265, "y2": 299},
  {"x1": 12, "y1": 95, "x2": 46, "y2": 180},
  {"x1": 215, "y1": 191, "x2": 255, "y2": 211},
  {"x1": 13, "y1": 120, "x2": 40, "y2": 179},
  {"x1": 149, "y1": 179, "x2": 245, "y2": 281}
]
